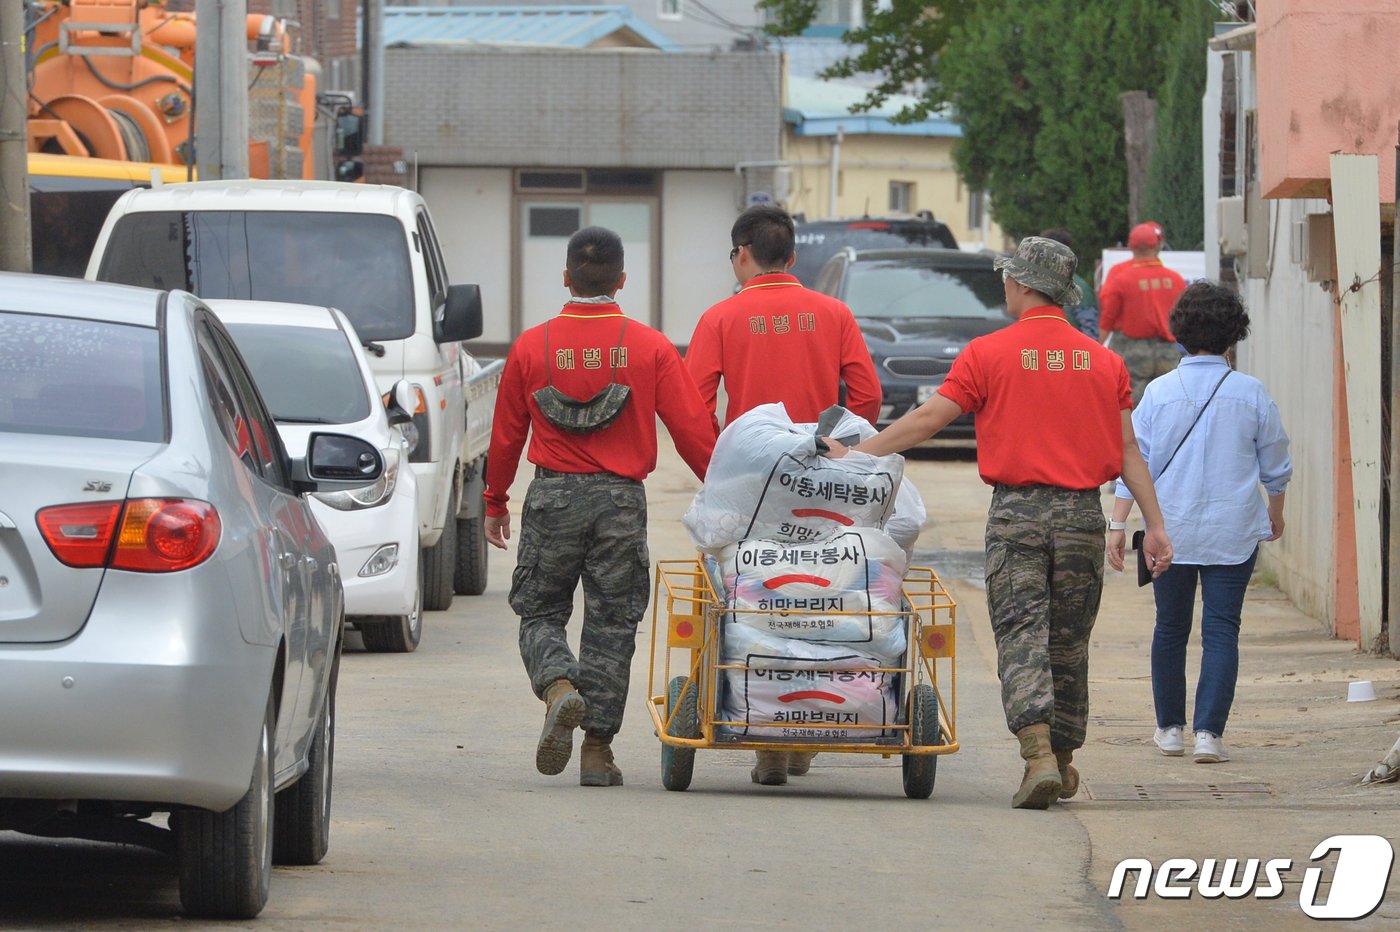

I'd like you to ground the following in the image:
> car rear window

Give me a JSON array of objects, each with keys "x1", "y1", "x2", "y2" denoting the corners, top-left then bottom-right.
[
  {"x1": 792, "y1": 221, "x2": 959, "y2": 285},
  {"x1": 98, "y1": 210, "x2": 415, "y2": 341},
  {"x1": 844, "y1": 261, "x2": 1007, "y2": 319},
  {"x1": 0, "y1": 311, "x2": 165, "y2": 441},
  {"x1": 224, "y1": 323, "x2": 371, "y2": 425}
]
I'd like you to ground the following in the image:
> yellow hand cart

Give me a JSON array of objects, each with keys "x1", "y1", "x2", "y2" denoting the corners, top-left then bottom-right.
[{"x1": 646, "y1": 558, "x2": 959, "y2": 798}]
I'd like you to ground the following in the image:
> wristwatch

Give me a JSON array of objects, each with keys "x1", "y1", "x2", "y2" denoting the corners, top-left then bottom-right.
[{"x1": 1107, "y1": 520, "x2": 1128, "y2": 531}]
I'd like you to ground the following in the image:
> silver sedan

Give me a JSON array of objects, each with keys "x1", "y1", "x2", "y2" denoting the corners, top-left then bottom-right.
[{"x1": 0, "y1": 273, "x2": 384, "y2": 919}]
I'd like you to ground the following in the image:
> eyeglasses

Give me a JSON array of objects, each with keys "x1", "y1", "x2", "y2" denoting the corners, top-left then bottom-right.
[{"x1": 729, "y1": 244, "x2": 746, "y2": 261}]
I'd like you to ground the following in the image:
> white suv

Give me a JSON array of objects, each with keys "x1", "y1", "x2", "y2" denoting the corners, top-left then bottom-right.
[{"x1": 87, "y1": 181, "x2": 500, "y2": 611}]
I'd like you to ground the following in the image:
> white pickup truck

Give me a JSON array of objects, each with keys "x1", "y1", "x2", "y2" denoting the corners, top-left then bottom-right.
[{"x1": 87, "y1": 180, "x2": 502, "y2": 611}]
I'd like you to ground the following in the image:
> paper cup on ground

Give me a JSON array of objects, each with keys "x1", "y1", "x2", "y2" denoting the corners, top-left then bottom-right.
[{"x1": 1347, "y1": 680, "x2": 1377, "y2": 702}]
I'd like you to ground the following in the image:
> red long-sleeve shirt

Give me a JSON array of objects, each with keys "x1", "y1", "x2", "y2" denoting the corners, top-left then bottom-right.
[
  {"x1": 685, "y1": 273, "x2": 882, "y2": 430},
  {"x1": 484, "y1": 303, "x2": 715, "y2": 518},
  {"x1": 1098, "y1": 258, "x2": 1185, "y2": 340}
]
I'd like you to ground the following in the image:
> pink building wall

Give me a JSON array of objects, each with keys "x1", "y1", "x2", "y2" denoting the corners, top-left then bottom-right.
[{"x1": 1257, "y1": 0, "x2": 1400, "y2": 203}]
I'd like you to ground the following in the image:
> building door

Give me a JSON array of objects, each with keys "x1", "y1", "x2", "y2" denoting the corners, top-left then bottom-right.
[{"x1": 514, "y1": 170, "x2": 660, "y2": 338}]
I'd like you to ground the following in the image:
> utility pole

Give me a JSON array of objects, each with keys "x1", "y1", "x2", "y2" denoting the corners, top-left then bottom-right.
[
  {"x1": 1, "y1": 0, "x2": 33, "y2": 272},
  {"x1": 363, "y1": 0, "x2": 384, "y2": 144},
  {"x1": 195, "y1": 0, "x2": 250, "y2": 180}
]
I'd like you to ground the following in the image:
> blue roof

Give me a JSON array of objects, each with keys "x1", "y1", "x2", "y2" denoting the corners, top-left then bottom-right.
[
  {"x1": 381, "y1": 6, "x2": 680, "y2": 51},
  {"x1": 783, "y1": 76, "x2": 962, "y2": 138}
]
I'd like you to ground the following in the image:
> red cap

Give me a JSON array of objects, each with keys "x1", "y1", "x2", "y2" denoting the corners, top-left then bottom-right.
[{"x1": 1128, "y1": 221, "x2": 1164, "y2": 248}]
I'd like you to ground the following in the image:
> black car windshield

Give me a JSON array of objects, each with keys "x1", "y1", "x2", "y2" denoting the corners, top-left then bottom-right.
[
  {"x1": 844, "y1": 261, "x2": 1008, "y2": 319},
  {"x1": 98, "y1": 210, "x2": 415, "y2": 341},
  {"x1": 224, "y1": 323, "x2": 371, "y2": 425},
  {"x1": 0, "y1": 311, "x2": 165, "y2": 441}
]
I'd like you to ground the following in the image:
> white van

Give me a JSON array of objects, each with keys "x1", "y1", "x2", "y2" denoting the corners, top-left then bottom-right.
[{"x1": 87, "y1": 180, "x2": 500, "y2": 611}]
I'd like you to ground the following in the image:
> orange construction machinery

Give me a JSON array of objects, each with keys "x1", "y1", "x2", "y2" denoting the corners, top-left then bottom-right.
[{"x1": 25, "y1": 0, "x2": 320, "y2": 178}]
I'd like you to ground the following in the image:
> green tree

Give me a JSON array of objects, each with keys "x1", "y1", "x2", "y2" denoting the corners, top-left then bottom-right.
[
  {"x1": 1143, "y1": 3, "x2": 1217, "y2": 250},
  {"x1": 759, "y1": 0, "x2": 1179, "y2": 263},
  {"x1": 757, "y1": 0, "x2": 974, "y2": 122},
  {"x1": 938, "y1": 0, "x2": 1175, "y2": 262}
]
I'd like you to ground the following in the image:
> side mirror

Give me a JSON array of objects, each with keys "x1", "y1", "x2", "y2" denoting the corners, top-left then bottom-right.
[
  {"x1": 435, "y1": 284, "x2": 483, "y2": 343},
  {"x1": 291, "y1": 432, "x2": 383, "y2": 494},
  {"x1": 335, "y1": 111, "x2": 364, "y2": 157},
  {"x1": 385, "y1": 379, "x2": 415, "y2": 427}
]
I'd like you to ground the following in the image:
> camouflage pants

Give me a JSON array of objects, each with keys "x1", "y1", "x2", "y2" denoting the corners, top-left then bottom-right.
[
  {"x1": 985, "y1": 485, "x2": 1105, "y2": 751},
  {"x1": 510, "y1": 470, "x2": 651, "y2": 738},
  {"x1": 1115, "y1": 335, "x2": 1180, "y2": 406}
]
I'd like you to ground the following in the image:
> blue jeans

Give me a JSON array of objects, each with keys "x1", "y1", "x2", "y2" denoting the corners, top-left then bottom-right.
[{"x1": 1150, "y1": 549, "x2": 1258, "y2": 737}]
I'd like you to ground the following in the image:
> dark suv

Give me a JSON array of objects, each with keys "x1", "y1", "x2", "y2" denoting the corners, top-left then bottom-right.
[
  {"x1": 791, "y1": 213, "x2": 959, "y2": 286},
  {"x1": 813, "y1": 247, "x2": 1012, "y2": 438}
]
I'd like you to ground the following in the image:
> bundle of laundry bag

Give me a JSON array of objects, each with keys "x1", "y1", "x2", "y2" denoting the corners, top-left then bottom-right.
[{"x1": 684, "y1": 404, "x2": 926, "y2": 739}]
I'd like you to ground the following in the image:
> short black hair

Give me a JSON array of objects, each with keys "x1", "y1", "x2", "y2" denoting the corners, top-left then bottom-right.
[
  {"x1": 1040, "y1": 227, "x2": 1074, "y2": 249},
  {"x1": 731, "y1": 205, "x2": 795, "y2": 270},
  {"x1": 566, "y1": 226, "x2": 624, "y2": 296},
  {"x1": 1169, "y1": 280, "x2": 1250, "y2": 354}
]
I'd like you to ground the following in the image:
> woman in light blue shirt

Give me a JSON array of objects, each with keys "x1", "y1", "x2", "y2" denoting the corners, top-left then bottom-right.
[{"x1": 1106, "y1": 281, "x2": 1291, "y2": 765}]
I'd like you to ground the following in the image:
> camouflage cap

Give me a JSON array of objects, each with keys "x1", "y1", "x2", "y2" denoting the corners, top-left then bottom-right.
[{"x1": 993, "y1": 236, "x2": 1083, "y2": 307}]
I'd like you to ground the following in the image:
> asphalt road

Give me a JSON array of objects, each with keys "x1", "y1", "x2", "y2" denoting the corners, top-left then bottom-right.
[{"x1": 0, "y1": 447, "x2": 1121, "y2": 930}]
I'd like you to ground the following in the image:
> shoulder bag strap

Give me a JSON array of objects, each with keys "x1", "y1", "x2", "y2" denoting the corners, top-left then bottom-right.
[{"x1": 1153, "y1": 368, "x2": 1231, "y2": 481}]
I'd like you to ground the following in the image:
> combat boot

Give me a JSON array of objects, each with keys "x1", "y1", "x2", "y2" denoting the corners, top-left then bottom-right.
[
  {"x1": 787, "y1": 752, "x2": 817, "y2": 776},
  {"x1": 1012, "y1": 723, "x2": 1063, "y2": 810},
  {"x1": 1055, "y1": 750, "x2": 1080, "y2": 800},
  {"x1": 536, "y1": 678, "x2": 586, "y2": 776},
  {"x1": 579, "y1": 733, "x2": 623, "y2": 787},
  {"x1": 751, "y1": 751, "x2": 789, "y2": 786}
]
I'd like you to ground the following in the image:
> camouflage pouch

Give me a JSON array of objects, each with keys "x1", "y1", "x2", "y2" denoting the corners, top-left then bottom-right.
[{"x1": 533, "y1": 319, "x2": 632, "y2": 435}]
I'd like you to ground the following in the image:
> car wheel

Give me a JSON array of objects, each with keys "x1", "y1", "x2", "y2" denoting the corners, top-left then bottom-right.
[
  {"x1": 359, "y1": 557, "x2": 423, "y2": 653},
  {"x1": 661, "y1": 676, "x2": 700, "y2": 792},
  {"x1": 274, "y1": 644, "x2": 337, "y2": 865},
  {"x1": 421, "y1": 492, "x2": 457, "y2": 612},
  {"x1": 176, "y1": 693, "x2": 275, "y2": 918},
  {"x1": 453, "y1": 511, "x2": 488, "y2": 596}
]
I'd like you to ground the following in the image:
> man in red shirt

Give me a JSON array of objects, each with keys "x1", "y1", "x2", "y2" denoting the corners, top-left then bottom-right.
[
  {"x1": 485, "y1": 226, "x2": 715, "y2": 788},
  {"x1": 686, "y1": 205, "x2": 882, "y2": 432},
  {"x1": 1099, "y1": 221, "x2": 1186, "y2": 404},
  {"x1": 828, "y1": 236, "x2": 1173, "y2": 810}
]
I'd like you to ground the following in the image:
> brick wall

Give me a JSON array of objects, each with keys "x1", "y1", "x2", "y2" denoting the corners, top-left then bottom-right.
[{"x1": 383, "y1": 47, "x2": 781, "y2": 169}]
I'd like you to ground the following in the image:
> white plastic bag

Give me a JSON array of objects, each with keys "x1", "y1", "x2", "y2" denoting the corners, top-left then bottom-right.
[
  {"x1": 683, "y1": 403, "x2": 905, "y2": 551},
  {"x1": 716, "y1": 528, "x2": 909, "y2": 664},
  {"x1": 719, "y1": 628, "x2": 898, "y2": 739}
]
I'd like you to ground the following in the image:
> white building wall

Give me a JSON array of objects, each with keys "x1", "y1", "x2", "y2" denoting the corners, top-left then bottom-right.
[
  {"x1": 661, "y1": 170, "x2": 740, "y2": 344},
  {"x1": 1236, "y1": 197, "x2": 1337, "y2": 622},
  {"x1": 419, "y1": 167, "x2": 514, "y2": 346}
]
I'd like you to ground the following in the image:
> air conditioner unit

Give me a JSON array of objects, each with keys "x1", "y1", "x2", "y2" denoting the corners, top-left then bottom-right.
[{"x1": 1217, "y1": 196, "x2": 1246, "y2": 256}]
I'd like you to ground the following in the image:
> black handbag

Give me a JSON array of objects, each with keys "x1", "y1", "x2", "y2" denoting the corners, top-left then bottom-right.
[{"x1": 1131, "y1": 368, "x2": 1232, "y2": 586}]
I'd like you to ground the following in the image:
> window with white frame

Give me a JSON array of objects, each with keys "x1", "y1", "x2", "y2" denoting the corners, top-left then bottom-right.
[
  {"x1": 658, "y1": 0, "x2": 683, "y2": 21},
  {"x1": 968, "y1": 190, "x2": 986, "y2": 230},
  {"x1": 889, "y1": 180, "x2": 914, "y2": 213}
]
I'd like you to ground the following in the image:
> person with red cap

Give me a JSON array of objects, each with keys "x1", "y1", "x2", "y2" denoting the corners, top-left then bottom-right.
[{"x1": 1098, "y1": 221, "x2": 1186, "y2": 404}]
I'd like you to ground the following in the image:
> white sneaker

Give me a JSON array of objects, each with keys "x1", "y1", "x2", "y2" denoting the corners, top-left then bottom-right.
[
  {"x1": 1153, "y1": 726, "x2": 1185, "y2": 756},
  {"x1": 1194, "y1": 732, "x2": 1230, "y2": 763}
]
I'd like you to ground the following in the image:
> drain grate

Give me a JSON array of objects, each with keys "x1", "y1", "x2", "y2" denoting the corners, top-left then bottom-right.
[{"x1": 1086, "y1": 782, "x2": 1273, "y2": 801}]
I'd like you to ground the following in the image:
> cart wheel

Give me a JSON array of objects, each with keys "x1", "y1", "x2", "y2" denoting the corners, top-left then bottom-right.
[
  {"x1": 662, "y1": 676, "x2": 700, "y2": 792},
  {"x1": 902, "y1": 684, "x2": 939, "y2": 799}
]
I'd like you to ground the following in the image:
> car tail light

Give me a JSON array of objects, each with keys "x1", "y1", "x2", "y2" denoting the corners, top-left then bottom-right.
[
  {"x1": 36, "y1": 499, "x2": 221, "y2": 572},
  {"x1": 113, "y1": 499, "x2": 222, "y2": 572},
  {"x1": 36, "y1": 502, "x2": 123, "y2": 568},
  {"x1": 849, "y1": 221, "x2": 891, "y2": 230}
]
